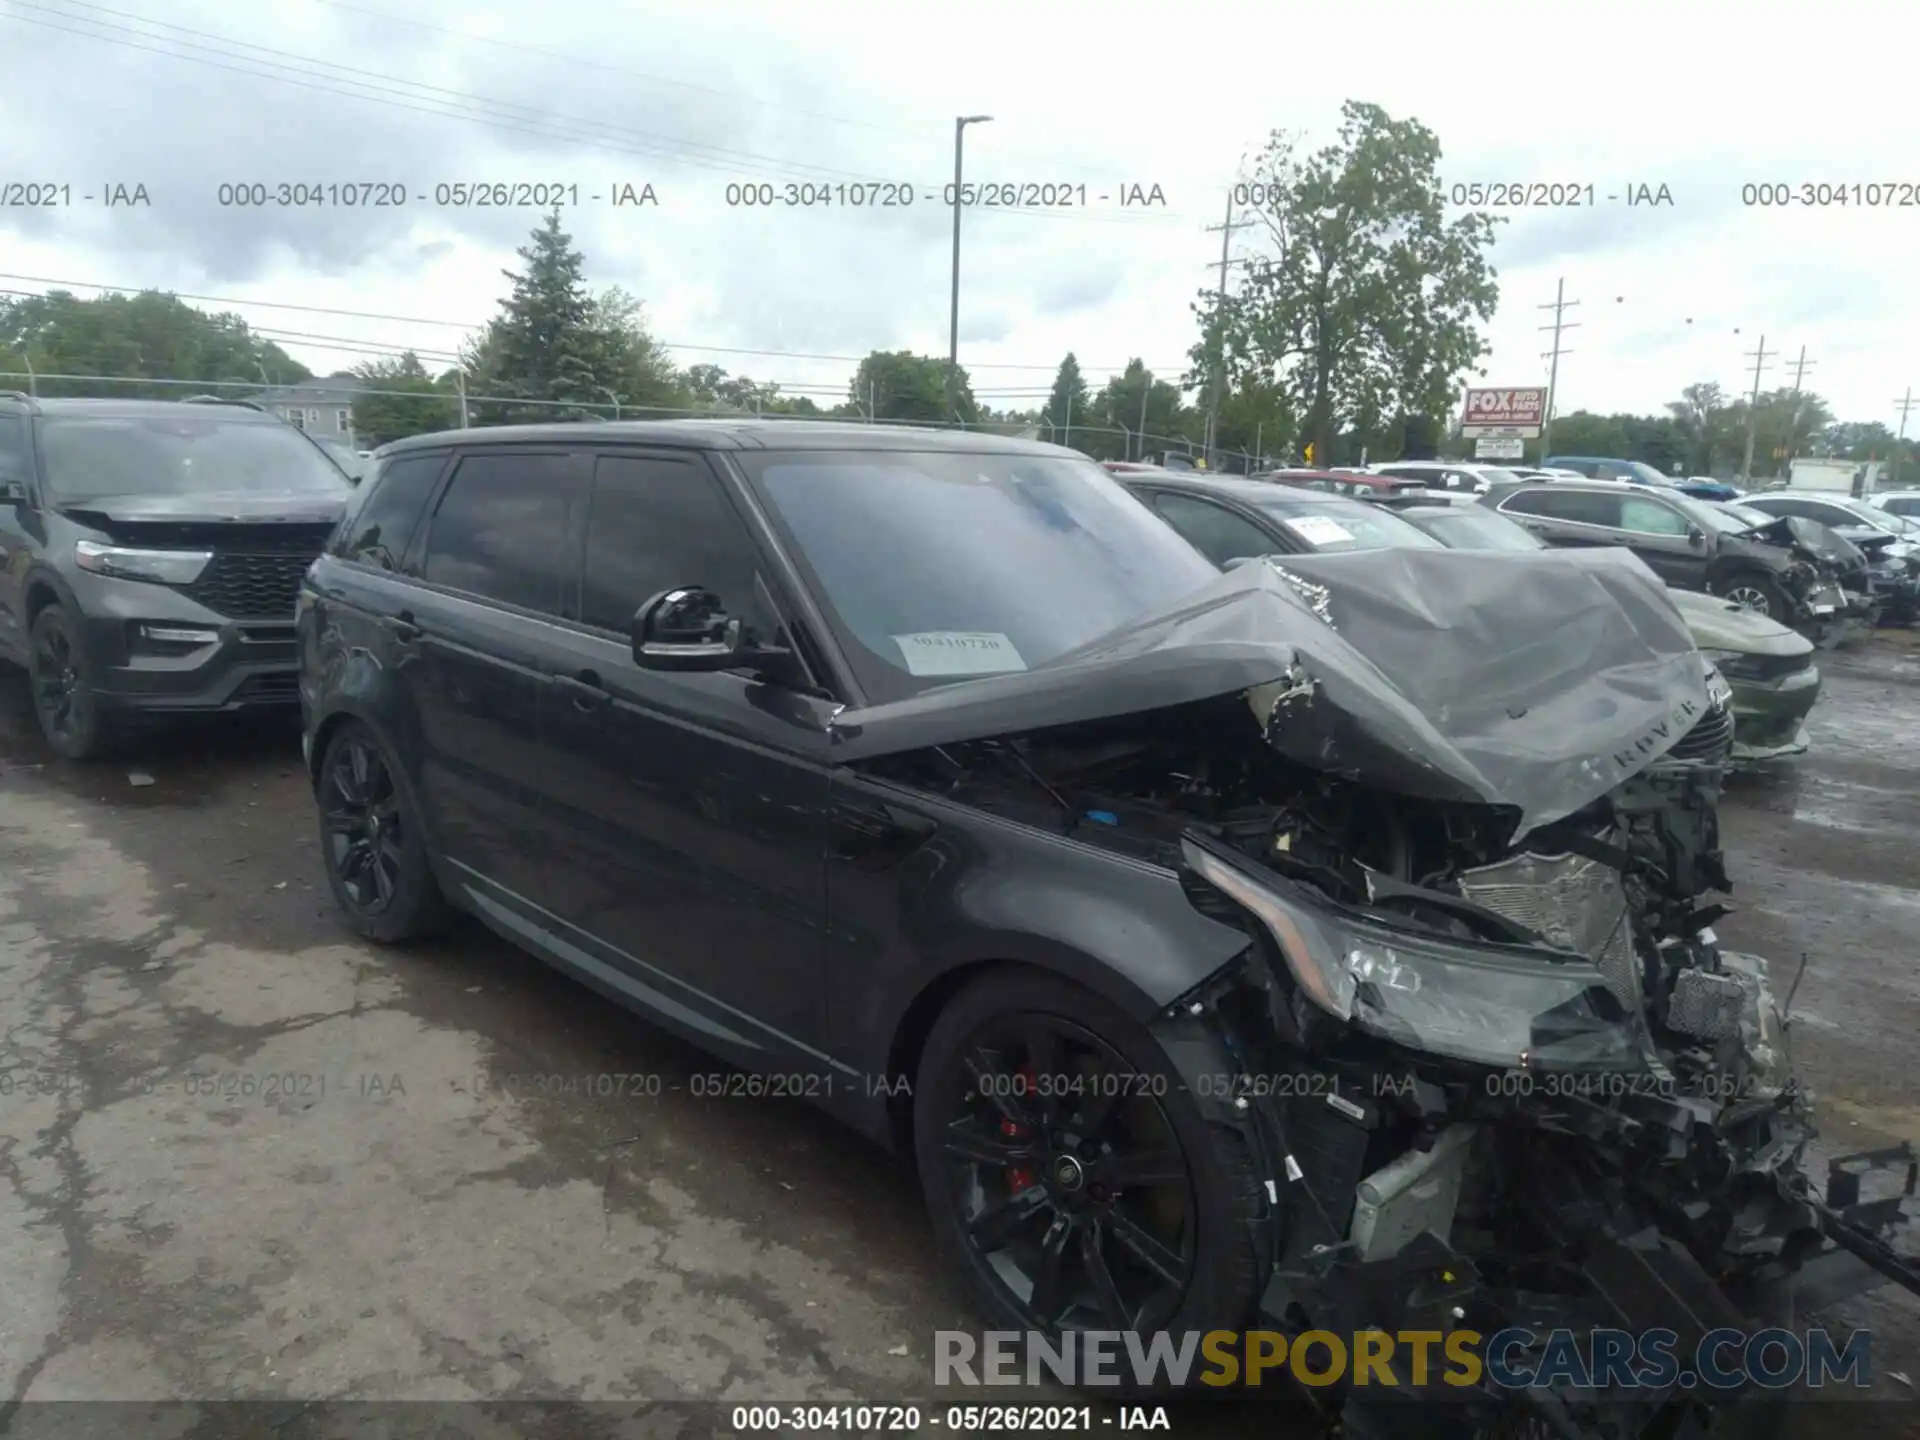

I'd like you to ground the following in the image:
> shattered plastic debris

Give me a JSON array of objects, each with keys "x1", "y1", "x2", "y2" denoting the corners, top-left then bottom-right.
[{"x1": 1264, "y1": 561, "x2": 1335, "y2": 627}]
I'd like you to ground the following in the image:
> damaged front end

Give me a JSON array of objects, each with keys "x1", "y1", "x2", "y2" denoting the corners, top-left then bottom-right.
[{"x1": 1162, "y1": 670, "x2": 1919, "y2": 1435}]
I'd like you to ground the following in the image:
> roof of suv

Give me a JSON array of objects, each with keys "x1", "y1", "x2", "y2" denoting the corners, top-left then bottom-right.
[
  {"x1": 0, "y1": 395, "x2": 283, "y2": 420},
  {"x1": 1118, "y1": 472, "x2": 1355, "y2": 507},
  {"x1": 377, "y1": 418, "x2": 1080, "y2": 458}
]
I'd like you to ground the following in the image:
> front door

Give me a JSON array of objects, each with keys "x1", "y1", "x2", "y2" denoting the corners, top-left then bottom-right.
[
  {"x1": 1617, "y1": 492, "x2": 1709, "y2": 587},
  {"x1": 532, "y1": 450, "x2": 841, "y2": 1076}
]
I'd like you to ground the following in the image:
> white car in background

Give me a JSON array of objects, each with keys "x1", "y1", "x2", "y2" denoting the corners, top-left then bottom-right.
[
  {"x1": 1865, "y1": 491, "x2": 1920, "y2": 520},
  {"x1": 1365, "y1": 459, "x2": 1527, "y2": 502}
]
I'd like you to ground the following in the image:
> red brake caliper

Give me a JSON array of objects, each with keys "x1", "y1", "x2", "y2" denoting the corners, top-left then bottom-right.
[{"x1": 1004, "y1": 1064, "x2": 1038, "y2": 1193}]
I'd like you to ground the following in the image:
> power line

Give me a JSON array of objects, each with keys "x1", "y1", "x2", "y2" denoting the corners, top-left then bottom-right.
[
  {"x1": 0, "y1": 273, "x2": 1191, "y2": 373},
  {"x1": 3, "y1": 1, "x2": 1204, "y2": 227}
]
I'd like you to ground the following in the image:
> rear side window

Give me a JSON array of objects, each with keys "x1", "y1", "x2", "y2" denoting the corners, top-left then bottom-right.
[
  {"x1": 1501, "y1": 488, "x2": 1622, "y2": 527},
  {"x1": 581, "y1": 454, "x2": 775, "y2": 638},
  {"x1": 1148, "y1": 492, "x2": 1276, "y2": 566},
  {"x1": 421, "y1": 452, "x2": 579, "y2": 616},
  {"x1": 1886, "y1": 497, "x2": 1920, "y2": 517},
  {"x1": 331, "y1": 452, "x2": 444, "y2": 570}
]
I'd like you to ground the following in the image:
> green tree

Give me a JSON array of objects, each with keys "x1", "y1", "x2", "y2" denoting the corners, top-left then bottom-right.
[
  {"x1": 463, "y1": 209, "x2": 607, "y2": 424},
  {"x1": 0, "y1": 289, "x2": 309, "y2": 398},
  {"x1": 1085, "y1": 360, "x2": 1186, "y2": 462},
  {"x1": 351, "y1": 352, "x2": 454, "y2": 445},
  {"x1": 1210, "y1": 377, "x2": 1293, "y2": 469},
  {"x1": 591, "y1": 286, "x2": 686, "y2": 417},
  {"x1": 1037, "y1": 354, "x2": 1092, "y2": 446},
  {"x1": 849, "y1": 351, "x2": 975, "y2": 424},
  {"x1": 1208, "y1": 102, "x2": 1502, "y2": 467}
]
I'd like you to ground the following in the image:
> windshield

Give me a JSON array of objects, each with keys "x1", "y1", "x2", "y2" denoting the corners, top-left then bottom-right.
[
  {"x1": 1468, "y1": 467, "x2": 1525, "y2": 487},
  {"x1": 1407, "y1": 508, "x2": 1545, "y2": 551},
  {"x1": 741, "y1": 450, "x2": 1220, "y2": 703},
  {"x1": 1623, "y1": 461, "x2": 1676, "y2": 486},
  {"x1": 38, "y1": 414, "x2": 353, "y2": 503},
  {"x1": 1246, "y1": 496, "x2": 1445, "y2": 553},
  {"x1": 1719, "y1": 503, "x2": 1773, "y2": 530},
  {"x1": 1825, "y1": 497, "x2": 1908, "y2": 534}
]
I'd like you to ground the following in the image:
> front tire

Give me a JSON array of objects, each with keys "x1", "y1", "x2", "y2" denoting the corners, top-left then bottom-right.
[
  {"x1": 27, "y1": 604, "x2": 118, "y2": 760},
  {"x1": 317, "y1": 719, "x2": 453, "y2": 944},
  {"x1": 912, "y1": 968, "x2": 1262, "y2": 1390},
  {"x1": 1711, "y1": 573, "x2": 1790, "y2": 620}
]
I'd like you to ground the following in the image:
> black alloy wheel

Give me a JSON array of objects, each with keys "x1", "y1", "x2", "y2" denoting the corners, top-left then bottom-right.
[
  {"x1": 317, "y1": 721, "x2": 452, "y2": 943},
  {"x1": 27, "y1": 605, "x2": 113, "y2": 760},
  {"x1": 914, "y1": 969, "x2": 1262, "y2": 1385}
]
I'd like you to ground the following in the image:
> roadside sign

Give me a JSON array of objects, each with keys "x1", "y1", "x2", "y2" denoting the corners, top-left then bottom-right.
[
  {"x1": 1461, "y1": 387, "x2": 1548, "y2": 438},
  {"x1": 1475, "y1": 436, "x2": 1525, "y2": 459}
]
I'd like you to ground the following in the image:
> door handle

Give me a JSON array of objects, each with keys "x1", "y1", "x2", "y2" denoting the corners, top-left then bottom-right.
[
  {"x1": 555, "y1": 670, "x2": 610, "y2": 711},
  {"x1": 391, "y1": 610, "x2": 422, "y2": 643}
]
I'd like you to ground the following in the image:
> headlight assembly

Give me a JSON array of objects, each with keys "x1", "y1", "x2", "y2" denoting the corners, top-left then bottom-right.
[
  {"x1": 74, "y1": 539, "x2": 214, "y2": 585},
  {"x1": 1183, "y1": 835, "x2": 1645, "y2": 1072}
]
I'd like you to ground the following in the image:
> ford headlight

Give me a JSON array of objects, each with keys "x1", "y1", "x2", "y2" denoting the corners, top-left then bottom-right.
[
  {"x1": 1183, "y1": 836, "x2": 1644, "y2": 1071},
  {"x1": 74, "y1": 539, "x2": 213, "y2": 585}
]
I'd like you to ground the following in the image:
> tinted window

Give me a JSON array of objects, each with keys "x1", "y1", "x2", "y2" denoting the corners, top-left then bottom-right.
[
  {"x1": 1500, "y1": 488, "x2": 1623, "y2": 527},
  {"x1": 0, "y1": 414, "x2": 30, "y2": 481},
  {"x1": 1547, "y1": 459, "x2": 1598, "y2": 477},
  {"x1": 421, "y1": 453, "x2": 577, "y2": 615},
  {"x1": 740, "y1": 450, "x2": 1218, "y2": 704},
  {"x1": 36, "y1": 413, "x2": 352, "y2": 502},
  {"x1": 331, "y1": 452, "x2": 444, "y2": 570},
  {"x1": 1149, "y1": 492, "x2": 1277, "y2": 566},
  {"x1": 581, "y1": 455, "x2": 775, "y2": 637},
  {"x1": 1619, "y1": 496, "x2": 1690, "y2": 535},
  {"x1": 1884, "y1": 497, "x2": 1920, "y2": 517},
  {"x1": 1748, "y1": 497, "x2": 1818, "y2": 519}
]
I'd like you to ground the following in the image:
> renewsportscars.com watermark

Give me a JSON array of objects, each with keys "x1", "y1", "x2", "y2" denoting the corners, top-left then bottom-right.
[{"x1": 935, "y1": 1327, "x2": 1873, "y2": 1391}]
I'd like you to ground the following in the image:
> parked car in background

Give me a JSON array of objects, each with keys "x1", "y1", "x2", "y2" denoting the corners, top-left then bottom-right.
[
  {"x1": 1543, "y1": 456, "x2": 1680, "y2": 487},
  {"x1": 1730, "y1": 493, "x2": 1917, "y2": 625},
  {"x1": 1115, "y1": 470, "x2": 1446, "y2": 564},
  {"x1": 1392, "y1": 503, "x2": 1820, "y2": 763},
  {"x1": 1506, "y1": 466, "x2": 1586, "y2": 480},
  {"x1": 0, "y1": 393, "x2": 355, "y2": 757},
  {"x1": 1864, "y1": 490, "x2": 1920, "y2": 520},
  {"x1": 1673, "y1": 476, "x2": 1744, "y2": 502},
  {"x1": 1365, "y1": 459, "x2": 1525, "y2": 497},
  {"x1": 1480, "y1": 478, "x2": 1845, "y2": 631},
  {"x1": 314, "y1": 436, "x2": 368, "y2": 482}
]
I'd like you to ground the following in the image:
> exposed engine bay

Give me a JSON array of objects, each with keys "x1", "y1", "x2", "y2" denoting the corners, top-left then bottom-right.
[{"x1": 857, "y1": 673, "x2": 1920, "y2": 1435}]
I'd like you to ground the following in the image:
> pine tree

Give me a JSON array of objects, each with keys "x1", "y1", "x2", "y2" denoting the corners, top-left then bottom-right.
[
  {"x1": 475, "y1": 210, "x2": 604, "y2": 423},
  {"x1": 1040, "y1": 354, "x2": 1092, "y2": 446}
]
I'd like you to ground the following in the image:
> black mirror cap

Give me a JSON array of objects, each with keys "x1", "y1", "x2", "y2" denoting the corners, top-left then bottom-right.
[{"x1": 630, "y1": 586, "x2": 742, "y2": 670}]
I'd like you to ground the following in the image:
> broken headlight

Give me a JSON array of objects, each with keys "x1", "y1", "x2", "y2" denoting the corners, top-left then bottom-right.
[{"x1": 1184, "y1": 837, "x2": 1644, "y2": 1071}]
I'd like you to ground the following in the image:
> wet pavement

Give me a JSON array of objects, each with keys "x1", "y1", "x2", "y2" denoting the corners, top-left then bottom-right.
[{"x1": 0, "y1": 643, "x2": 1917, "y2": 1436}]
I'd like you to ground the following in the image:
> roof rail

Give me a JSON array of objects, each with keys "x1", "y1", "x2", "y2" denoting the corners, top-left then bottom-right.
[
  {"x1": 0, "y1": 390, "x2": 39, "y2": 411},
  {"x1": 182, "y1": 395, "x2": 269, "y2": 411}
]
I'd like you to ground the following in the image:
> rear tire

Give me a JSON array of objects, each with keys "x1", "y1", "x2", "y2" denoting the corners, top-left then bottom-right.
[
  {"x1": 912, "y1": 968, "x2": 1263, "y2": 1394},
  {"x1": 316, "y1": 719, "x2": 453, "y2": 944},
  {"x1": 27, "y1": 604, "x2": 119, "y2": 760}
]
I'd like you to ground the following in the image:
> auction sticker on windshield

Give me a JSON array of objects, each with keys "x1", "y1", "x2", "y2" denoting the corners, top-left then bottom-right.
[
  {"x1": 892, "y1": 632, "x2": 1028, "y2": 676},
  {"x1": 1286, "y1": 515, "x2": 1354, "y2": 547}
]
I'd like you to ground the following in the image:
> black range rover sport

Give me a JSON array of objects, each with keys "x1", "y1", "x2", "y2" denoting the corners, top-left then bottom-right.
[{"x1": 0, "y1": 393, "x2": 355, "y2": 758}]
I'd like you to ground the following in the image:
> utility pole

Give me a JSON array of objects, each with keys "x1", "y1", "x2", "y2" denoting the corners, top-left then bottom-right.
[
  {"x1": 455, "y1": 372, "x2": 469, "y2": 428},
  {"x1": 1136, "y1": 374, "x2": 1152, "y2": 461},
  {"x1": 1893, "y1": 387, "x2": 1917, "y2": 488},
  {"x1": 1202, "y1": 193, "x2": 1255, "y2": 465},
  {"x1": 946, "y1": 114, "x2": 993, "y2": 423},
  {"x1": 23, "y1": 355, "x2": 35, "y2": 398},
  {"x1": 1061, "y1": 390, "x2": 1072, "y2": 449},
  {"x1": 1779, "y1": 345, "x2": 1814, "y2": 476},
  {"x1": 1536, "y1": 278, "x2": 1580, "y2": 461},
  {"x1": 1738, "y1": 335, "x2": 1774, "y2": 484}
]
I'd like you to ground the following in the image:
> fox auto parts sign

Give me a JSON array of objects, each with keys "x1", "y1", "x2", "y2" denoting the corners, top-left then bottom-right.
[{"x1": 1461, "y1": 387, "x2": 1548, "y2": 437}]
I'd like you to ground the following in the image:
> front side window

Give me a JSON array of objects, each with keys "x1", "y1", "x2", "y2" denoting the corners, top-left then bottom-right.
[
  {"x1": 739, "y1": 449, "x2": 1219, "y2": 703},
  {"x1": 331, "y1": 452, "x2": 445, "y2": 570},
  {"x1": 420, "y1": 452, "x2": 578, "y2": 616},
  {"x1": 1148, "y1": 492, "x2": 1276, "y2": 567},
  {"x1": 35, "y1": 413, "x2": 354, "y2": 503},
  {"x1": 0, "y1": 413, "x2": 30, "y2": 482},
  {"x1": 1619, "y1": 496, "x2": 1690, "y2": 536},
  {"x1": 580, "y1": 454, "x2": 775, "y2": 638}
]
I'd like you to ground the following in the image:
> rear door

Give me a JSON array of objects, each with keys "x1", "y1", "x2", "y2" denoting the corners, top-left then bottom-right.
[
  {"x1": 529, "y1": 449, "x2": 842, "y2": 1074},
  {"x1": 0, "y1": 410, "x2": 38, "y2": 662},
  {"x1": 402, "y1": 447, "x2": 588, "y2": 902}
]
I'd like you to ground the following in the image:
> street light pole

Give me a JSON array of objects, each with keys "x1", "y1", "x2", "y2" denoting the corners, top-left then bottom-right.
[
  {"x1": 599, "y1": 386, "x2": 622, "y2": 421},
  {"x1": 947, "y1": 114, "x2": 993, "y2": 424}
]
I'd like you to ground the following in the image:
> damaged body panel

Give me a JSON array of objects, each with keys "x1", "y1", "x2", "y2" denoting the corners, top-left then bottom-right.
[{"x1": 835, "y1": 545, "x2": 1914, "y2": 1434}]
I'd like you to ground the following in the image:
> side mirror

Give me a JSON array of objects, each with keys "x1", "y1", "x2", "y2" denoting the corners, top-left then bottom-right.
[
  {"x1": 1687, "y1": 527, "x2": 1706, "y2": 549},
  {"x1": 630, "y1": 585, "x2": 797, "y2": 680},
  {"x1": 0, "y1": 475, "x2": 26, "y2": 504}
]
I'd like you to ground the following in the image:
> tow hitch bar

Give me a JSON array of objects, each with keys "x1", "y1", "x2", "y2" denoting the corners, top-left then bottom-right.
[{"x1": 1815, "y1": 1143, "x2": 1920, "y2": 1296}]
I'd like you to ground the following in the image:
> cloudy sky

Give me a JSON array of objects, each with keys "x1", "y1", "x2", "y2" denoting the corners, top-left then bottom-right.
[{"x1": 1, "y1": 0, "x2": 1914, "y2": 432}]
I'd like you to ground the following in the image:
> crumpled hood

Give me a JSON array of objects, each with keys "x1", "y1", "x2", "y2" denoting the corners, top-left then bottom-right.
[
  {"x1": 1666, "y1": 586, "x2": 1814, "y2": 657},
  {"x1": 1739, "y1": 514, "x2": 1864, "y2": 571},
  {"x1": 828, "y1": 547, "x2": 1709, "y2": 838}
]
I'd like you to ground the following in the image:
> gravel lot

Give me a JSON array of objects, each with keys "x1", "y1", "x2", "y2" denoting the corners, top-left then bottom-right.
[{"x1": 1, "y1": 642, "x2": 1917, "y2": 1435}]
